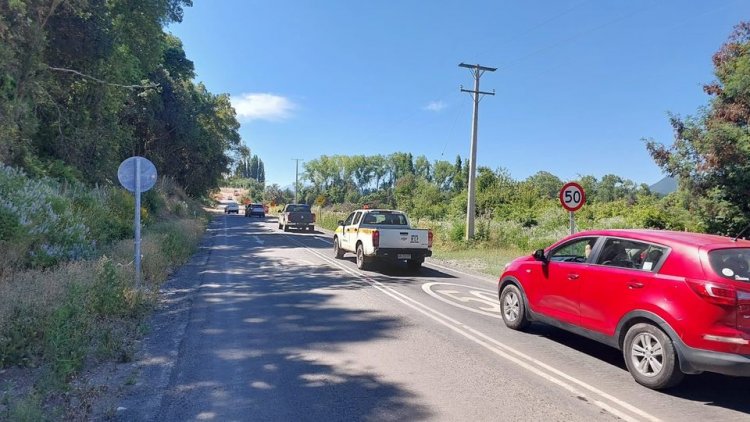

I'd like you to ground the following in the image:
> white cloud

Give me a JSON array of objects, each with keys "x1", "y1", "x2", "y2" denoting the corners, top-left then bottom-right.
[
  {"x1": 231, "y1": 93, "x2": 297, "y2": 122},
  {"x1": 424, "y1": 100, "x2": 447, "y2": 112}
]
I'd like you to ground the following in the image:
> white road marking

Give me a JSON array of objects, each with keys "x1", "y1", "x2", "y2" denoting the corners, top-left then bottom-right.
[
  {"x1": 424, "y1": 261, "x2": 498, "y2": 285},
  {"x1": 289, "y1": 235, "x2": 660, "y2": 422},
  {"x1": 252, "y1": 235, "x2": 265, "y2": 245},
  {"x1": 305, "y1": 231, "x2": 499, "y2": 285},
  {"x1": 422, "y1": 282, "x2": 501, "y2": 319}
]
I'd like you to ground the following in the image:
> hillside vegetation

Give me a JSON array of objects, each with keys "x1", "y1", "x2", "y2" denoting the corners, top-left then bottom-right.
[{"x1": 0, "y1": 1, "x2": 240, "y2": 418}]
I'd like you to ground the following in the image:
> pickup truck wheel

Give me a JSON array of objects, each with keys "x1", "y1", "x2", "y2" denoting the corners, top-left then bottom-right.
[
  {"x1": 334, "y1": 238, "x2": 344, "y2": 259},
  {"x1": 356, "y1": 244, "x2": 369, "y2": 270}
]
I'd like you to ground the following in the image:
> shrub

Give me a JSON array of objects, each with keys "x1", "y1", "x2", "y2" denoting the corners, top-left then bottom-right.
[
  {"x1": 44, "y1": 284, "x2": 90, "y2": 380},
  {"x1": 0, "y1": 206, "x2": 21, "y2": 241},
  {"x1": 0, "y1": 165, "x2": 95, "y2": 270},
  {"x1": 449, "y1": 220, "x2": 465, "y2": 243}
]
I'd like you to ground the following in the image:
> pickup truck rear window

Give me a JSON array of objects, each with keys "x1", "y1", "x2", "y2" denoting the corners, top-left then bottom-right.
[
  {"x1": 287, "y1": 205, "x2": 310, "y2": 212},
  {"x1": 362, "y1": 212, "x2": 407, "y2": 225}
]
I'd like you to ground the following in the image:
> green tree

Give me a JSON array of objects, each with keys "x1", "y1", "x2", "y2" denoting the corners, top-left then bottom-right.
[
  {"x1": 647, "y1": 22, "x2": 750, "y2": 234},
  {"x1": 414, "y1": 155, "x2": 432, "y2": 181},
  {"x1": 525, "y1": 171, "x2": 562, "y2": 199},
  {"x1": 432, "y1": 160, "x2": 454, "y2": 191},
  {"x1": 453, "y1": 155, "x2": 465, "y2": 192}
]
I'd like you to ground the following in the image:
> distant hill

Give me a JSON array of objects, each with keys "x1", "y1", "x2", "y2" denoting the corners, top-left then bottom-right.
[{"x1": 649, "y1": 176, "x2": 677, "y2": 195}]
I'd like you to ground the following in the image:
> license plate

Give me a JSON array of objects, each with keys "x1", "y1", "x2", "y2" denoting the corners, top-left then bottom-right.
[{"x1": 398, "y1": 254, "x2": 411, "y2": 260}]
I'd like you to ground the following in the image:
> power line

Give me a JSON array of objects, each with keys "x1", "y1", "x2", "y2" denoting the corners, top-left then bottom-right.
[{"x1": 469, "y1": 0, "x2": 592, "y2": 61}]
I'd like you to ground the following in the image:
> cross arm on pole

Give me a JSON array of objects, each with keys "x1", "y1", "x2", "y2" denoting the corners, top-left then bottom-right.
[{"x1": 458, "y1": 63, "x2": 497, "y2": 72}]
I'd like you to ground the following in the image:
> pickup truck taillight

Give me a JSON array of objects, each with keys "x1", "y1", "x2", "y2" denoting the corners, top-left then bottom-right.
[
  {"x1": 372, "y1": 230, "x2": 380, "y2": 248},
  {"x1": 428, "y1": 230, "x2": 433, "y2": 248}
]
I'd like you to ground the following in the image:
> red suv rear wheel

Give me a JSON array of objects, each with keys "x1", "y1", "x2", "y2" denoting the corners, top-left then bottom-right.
[{"x1": 623, "y1": 323, "x2": 684, "y2": 389}]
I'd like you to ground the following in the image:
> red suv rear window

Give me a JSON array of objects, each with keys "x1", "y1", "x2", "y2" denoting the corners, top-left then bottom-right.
[{"x1": 708, "y1": 248, "x2": 750, "y2": 282}]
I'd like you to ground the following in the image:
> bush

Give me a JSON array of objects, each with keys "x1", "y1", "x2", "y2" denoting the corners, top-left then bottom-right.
[
  {"x1": 449, "y1": 220, "x2": 465, "y2": 243},
  {"x1": 0, "y1": 165, "x2": 94, "y2": 269},
  {"x1": 44, "y1": 283, "x2": 90, "y2": 380}
]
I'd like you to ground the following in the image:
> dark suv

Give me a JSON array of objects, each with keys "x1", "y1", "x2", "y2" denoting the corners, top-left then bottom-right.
[{"x1": 498, "y1": 229, "x2": 750, "y2": 389}]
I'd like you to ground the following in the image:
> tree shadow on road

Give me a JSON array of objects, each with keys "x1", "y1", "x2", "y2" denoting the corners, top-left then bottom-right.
[{"x1": 119, "y1": 217, "x2": 433, "y2": 421}]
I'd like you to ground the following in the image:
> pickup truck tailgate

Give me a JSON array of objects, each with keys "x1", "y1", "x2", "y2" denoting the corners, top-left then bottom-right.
[
  {"x1": 287, "y1": 212, "x2": 313, "y2": 223},
  {"x1": 378, "y1": 229, "x2": 429, "y2": 249}
]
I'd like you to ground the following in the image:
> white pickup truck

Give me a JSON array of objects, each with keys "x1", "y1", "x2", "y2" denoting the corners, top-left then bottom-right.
[{"x1": 333, "y1": 209, "x2": 432, "y2": 271}]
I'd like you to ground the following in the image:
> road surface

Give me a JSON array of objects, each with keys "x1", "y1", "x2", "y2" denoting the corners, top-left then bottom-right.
[{"x1": 116, "y1": 214, "x2": 750, "y2": 421}]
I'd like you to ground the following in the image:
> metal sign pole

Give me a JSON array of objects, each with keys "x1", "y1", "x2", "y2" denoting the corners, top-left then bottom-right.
[
  {"x1": 118, "y1": 156, "x2": 157, "y2": 291},
  {"x1": 135, "y1": 158, "x2": 142, "y2": 289},
  {"x1": 569, "y1": 211, "x2": 575, "y2": 235}
]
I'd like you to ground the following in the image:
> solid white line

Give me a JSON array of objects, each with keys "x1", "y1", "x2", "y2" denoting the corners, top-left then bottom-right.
[{"x1": 292, "y1": 236, "x2": 660, "y2": 422}]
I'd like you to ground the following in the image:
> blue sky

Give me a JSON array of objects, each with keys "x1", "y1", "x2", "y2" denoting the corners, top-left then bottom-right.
[{"x1": 169, "y1": 1, "x2": 747, "y2": 189}]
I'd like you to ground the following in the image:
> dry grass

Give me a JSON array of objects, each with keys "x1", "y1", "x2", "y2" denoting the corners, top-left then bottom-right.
[
  {"x1": 0, "y1": 261, "x2": 94, "y2": 336},
  {"x1": 432, "y1": 246, "x2": 527, "y2": 277},
  {"x1": 105, "y1": 218, "x2": 205, "y2": 288},
  {"x1": 0, "y1": 216, "x2": 207, "y2": 420}
]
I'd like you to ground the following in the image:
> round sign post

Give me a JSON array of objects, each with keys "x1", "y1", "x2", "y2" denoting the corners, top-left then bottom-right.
[
  {"x1": 559, "y1": 182, "x2": 586, "y2": 235},
  {"x1": 118, "y1": 157, "x2": 158, "y2": 289}
]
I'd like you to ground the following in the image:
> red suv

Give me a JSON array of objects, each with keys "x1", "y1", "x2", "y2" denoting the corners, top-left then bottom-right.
[{"x1": 498, "y1": 229, "x2": 750, "y2": 389}]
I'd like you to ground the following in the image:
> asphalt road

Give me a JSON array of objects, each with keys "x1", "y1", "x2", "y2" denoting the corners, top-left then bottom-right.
[{"x1": 116, "y1": 214, "x2": 750, "y2": 421}]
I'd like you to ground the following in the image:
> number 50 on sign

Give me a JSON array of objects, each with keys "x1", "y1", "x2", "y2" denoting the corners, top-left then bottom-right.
[{"x1": 559, "y1": 182, "x2": 586, "y2": 212}]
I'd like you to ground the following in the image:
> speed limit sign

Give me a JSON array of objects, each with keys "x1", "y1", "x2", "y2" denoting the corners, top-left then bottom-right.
[{"x1": 559, "y1": 182, "x2": 586, "y2": 212}]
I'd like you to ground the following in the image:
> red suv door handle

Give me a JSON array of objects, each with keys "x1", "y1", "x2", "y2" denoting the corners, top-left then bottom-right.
[
  {"x1": 567, "y1": 273, "x2": 580, "y2": 280},
  {"x1": 627, "y1": 281, "x2": 645, "y2": 289}
]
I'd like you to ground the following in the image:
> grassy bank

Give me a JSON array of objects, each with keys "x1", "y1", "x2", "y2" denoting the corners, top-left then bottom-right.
[{"x1": 0, "y1": 166, "x2": 208, "y2": 420}]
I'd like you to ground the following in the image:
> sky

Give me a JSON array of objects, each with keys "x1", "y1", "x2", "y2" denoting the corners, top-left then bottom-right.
[{"x1": 168, "y1": 0, "x2": 748, "y2": 189}]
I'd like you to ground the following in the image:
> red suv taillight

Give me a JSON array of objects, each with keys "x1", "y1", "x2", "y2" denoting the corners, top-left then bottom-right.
[
  {"x1": 686, "y1": 279, "x2": 737, "y2": 306},
  {"x1": 428, "y1": 230, "x2": 433, "y2": 248},
  {"x1": 372, "y1": 230, "x2": 380, "y2": 248}
]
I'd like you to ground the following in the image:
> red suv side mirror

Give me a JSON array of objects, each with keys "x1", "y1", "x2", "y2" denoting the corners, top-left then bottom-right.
[{"x1": 533, "y1": 249, "x2": 547, "y2": 263}]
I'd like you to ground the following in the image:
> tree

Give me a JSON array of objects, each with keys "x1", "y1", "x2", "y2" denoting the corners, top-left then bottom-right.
[
  {"x1": 646, "y1": 22, "x2": 750, "y2": 234},
  {"x1": 257, "y1": 160, "x2": 265, "y2": 184},
  {"x1": 0, "y1": 0, "x2": 242, "y2": 196},
  {"x1": 414, "y1": 155, "x2": 432, "y2": 181},
  {"x1": 525, "y1": 171, "x2": 562, "y2": 199},
  {"x1": 453, "y1": 155, "x2": 465, "y2": 192},
  {"x1": 432, "y1": 160, "x2": 454, "y2": 191},
  {"x1": 351, "y1": 155, "x2": 373, "y2": 194}
]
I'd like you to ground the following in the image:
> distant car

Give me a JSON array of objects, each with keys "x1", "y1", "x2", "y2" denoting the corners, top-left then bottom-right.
[
  {"x1": 498, "y1": 229, "x2": 750, "y2": 390},
  {"x1": 224, "y1": 202, "x2": 239, "y2": 214},
  {"x1": 245, "y1": 203, "x2": 265, "y2": 218}
]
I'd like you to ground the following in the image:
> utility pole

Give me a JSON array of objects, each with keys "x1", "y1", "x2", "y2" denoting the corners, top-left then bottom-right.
[
  {"x1": 459, "y1": 62, "x2": 496, "y2": 240},
  {"x1": 292, "y1": 158, "x2": 303, "y2": 203}
]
